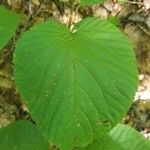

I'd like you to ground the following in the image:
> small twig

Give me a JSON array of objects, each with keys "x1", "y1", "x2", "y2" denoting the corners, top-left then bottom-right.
[
  {"x1": 68, "y1": 1, "x2": 74, "y2": 29},
  {"x1": 68, "y1": 1, "x2": 80, "y2": 30},
  {"x1": 31, "y1": 0, "x2": 47, "y2": 18},
  {"x1": 20, "y1": 0, "x2": 46, "y2": 34},
  {"x1": 125, "y1": 1, "x2": 143, "y2": 5},
  {"x1": 137, "y1": 24, "x2": 150, "y2": 36},
  {"x1": 21, "y1": 0, "x2": 33, "y2": 33},
  {"x1": 53, "y1": 0, "x2": 64, "y2": 16}
]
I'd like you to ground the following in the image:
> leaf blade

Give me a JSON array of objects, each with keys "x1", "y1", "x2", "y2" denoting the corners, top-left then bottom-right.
[
  {"x1": 0, "y1": 121, "x2": 49, "y2": 150},
  {"x1": 14, "y1": 18, "x2": 138, "y2": 149},
  {"x1": 81, "y1": 124, "x2": 150, "y2": 150},
  {"x1": 0, "y1": 6, "x2": 20, "y2": 49}
]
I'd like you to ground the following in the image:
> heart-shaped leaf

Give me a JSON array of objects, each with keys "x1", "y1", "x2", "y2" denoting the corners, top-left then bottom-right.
[
  {"x1": 0, "y1": 6, "x2": 20, "y2": 49},
  {"x1": 81, "y1": 124, "x2": 150, "y2": 150},
  {"x1": 14, "y1": 18, "x2": 138, "y2": 149},
  {"x1": 0, "y1": 121, "x2": 49, "y2": 150}
]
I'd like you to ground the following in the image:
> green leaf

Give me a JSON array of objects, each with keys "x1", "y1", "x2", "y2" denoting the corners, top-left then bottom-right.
[
  {"x1": 107, "y1": 17, "x2": 120, "y2": 26},
  {"x1": 14, "y1": 18, "x2": 138, "y2": 150},
  {"x1": 80, "y1": 0, "x2": 105, "y2": 5},
  {"x1": 0, "y1": 6, "x2": 20, "y2": 49},
  {"x1": 81, "y1": 124, "x2": 150, "y2": 150},
  {"x1": 0, "y1": 121, "x2": 49, "y2": 150}
]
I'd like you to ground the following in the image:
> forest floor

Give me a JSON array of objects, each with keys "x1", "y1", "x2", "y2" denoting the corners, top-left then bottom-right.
[{"x1": 0, "y1": 0, "x2": 150, "y2": 139}]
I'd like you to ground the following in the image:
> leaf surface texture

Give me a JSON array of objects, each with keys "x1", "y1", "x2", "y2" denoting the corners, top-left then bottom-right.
[{"x1": 14, "y1": 18, "x2": 138, "y2": 149}]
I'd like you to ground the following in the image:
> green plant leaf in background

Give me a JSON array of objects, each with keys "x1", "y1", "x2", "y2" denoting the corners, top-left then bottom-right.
[
  {"x1": 14, "y1": 18, "x2": 138, "y2": 149},
  {"x1": 0, "y1": 121, "x2": 49, "y2": 150},
  {"x1": 80, "y1": 0, "x2": 105, "y2": 5},
  {"x1": 81, "y1": 124, "x2": 150, "y2": 150},
  {"x1": 0, "y1": 6, "x2": 20, "y2": 49}
]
